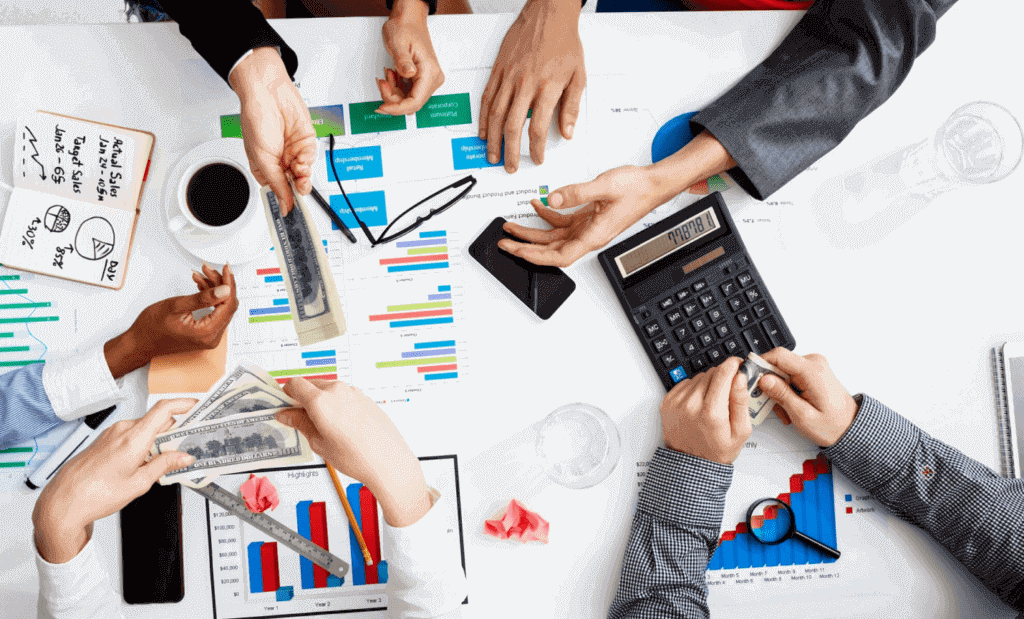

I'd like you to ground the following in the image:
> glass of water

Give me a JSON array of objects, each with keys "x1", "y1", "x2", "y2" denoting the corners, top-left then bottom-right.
[{"x1": 535, "y1": 403, "x2": 621, "y2": 489}]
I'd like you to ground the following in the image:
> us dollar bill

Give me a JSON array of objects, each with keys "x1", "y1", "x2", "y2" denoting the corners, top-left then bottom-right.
[
  {"x1": 172, "y1": 363, "x2": 294, "y2": 429},
  {"x1": 739, "y1": 352, "x2": 790, "y2": 426},
  {"x1": 154, "y1": 409, "x2": 313, "y2": 488},
  {"x1": 261, "y1": 182, "x2": 346, "y2": 347}
]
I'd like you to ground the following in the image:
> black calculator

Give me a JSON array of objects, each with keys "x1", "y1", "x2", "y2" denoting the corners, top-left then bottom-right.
[{"x1": 598, "y1": 192, "x2": 795, "y2": 390}]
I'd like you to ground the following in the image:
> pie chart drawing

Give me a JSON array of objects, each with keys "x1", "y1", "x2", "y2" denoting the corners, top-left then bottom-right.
[
  {"x1": 75, "y1": 217, "x2": 115, "y2": 261},
  {"x1": 44, "y1": 205, "x2": 71, "y2": 233}
]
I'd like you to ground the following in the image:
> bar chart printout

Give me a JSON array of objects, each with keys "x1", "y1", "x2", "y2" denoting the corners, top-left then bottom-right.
[
  {"x1": 708, "y1": 453, "x2": 838, "y2": 571},
  {"x1": 369, "y1": 283, "x2": 455, "y2": 329},
  {"x1": 207, "y1": 457, "x2": 465, "y2": 619}
]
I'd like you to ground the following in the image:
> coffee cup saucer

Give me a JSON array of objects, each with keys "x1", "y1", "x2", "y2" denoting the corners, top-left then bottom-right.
[{"x1": 164, "y1": 138, "x2": 270, "y2": 266}]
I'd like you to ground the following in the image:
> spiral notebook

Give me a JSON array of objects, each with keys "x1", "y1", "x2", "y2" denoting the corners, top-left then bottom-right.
[
  {"x1": 991, "y1": 344, "x2": 1023, "y2": 478},
  {"x1": 0, "y1": 111, "x2": 154, "y2": 289}
]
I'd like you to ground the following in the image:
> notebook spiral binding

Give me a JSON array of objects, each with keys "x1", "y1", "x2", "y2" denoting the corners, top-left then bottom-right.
[{"x1": 992, "y1": 347, "x2": 1016, "y2": 479}]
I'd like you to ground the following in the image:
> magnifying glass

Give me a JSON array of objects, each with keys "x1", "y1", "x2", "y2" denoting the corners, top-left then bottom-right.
[{"x1": 745, "y1": 498, "x2": 841, "y2": 559}]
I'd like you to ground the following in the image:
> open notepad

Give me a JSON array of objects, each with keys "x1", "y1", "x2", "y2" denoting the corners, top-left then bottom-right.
[{"x1": 0, "y1": 111, "x2": 154, "y2": 289}]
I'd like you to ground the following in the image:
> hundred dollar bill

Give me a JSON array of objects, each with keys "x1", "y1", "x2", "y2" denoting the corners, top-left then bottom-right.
[
  {"x1": 172, "y1": 363, "x2": 294, "y2": 429},
  {"x1": 739, "y1": 352, "x2": 790, "y2": 426},
  {"x1": 261, "y1": 182, "x2": 346, "y2": 347},
  {"x1": 154, "y1": 409, "x2": 312, "y2": 488}
]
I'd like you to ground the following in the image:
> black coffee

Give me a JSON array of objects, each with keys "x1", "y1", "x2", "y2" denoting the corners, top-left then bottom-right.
[{"x1": 186, "y1": 163, "x2": 250, "y2": 227}]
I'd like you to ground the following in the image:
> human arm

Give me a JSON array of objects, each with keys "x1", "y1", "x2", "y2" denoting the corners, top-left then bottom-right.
[
  {"x1": 479, "y1": 0, "x2": 585, "y2": 173},
  {"x1": 690, "y1": 0, "x2": 958, "y2": 200},
  {"x1": 758, "y1": 348, "x2": 1024, "y2": 612},
  {"x1": 609, "y1": 357, "x2": 750, "y2": 619},
  {"x1": 277, "y1": 378, "x2": 467, "y2": 617},
  {"x1": 32, "y1": 399, "x2": 199, "y2": 619},
  {"x1": 0, "y1": 267, "x2": 236, "y2": 448},
  {"x1": 376, "y1": 0, "x2": 447, "y2": 117}
]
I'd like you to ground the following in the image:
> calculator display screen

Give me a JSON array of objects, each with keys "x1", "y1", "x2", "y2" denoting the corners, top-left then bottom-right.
[{"x1": 614, "y1": 207, "x2": 721, "y2": 278}]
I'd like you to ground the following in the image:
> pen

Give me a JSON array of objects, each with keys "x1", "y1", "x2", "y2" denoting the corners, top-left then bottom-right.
[
  {"x1": 310, "y1": 186, "x2": 358, "y2": 244},
  {"x1": 26, "y1": 405, "x2": 118, "y2": 490}
]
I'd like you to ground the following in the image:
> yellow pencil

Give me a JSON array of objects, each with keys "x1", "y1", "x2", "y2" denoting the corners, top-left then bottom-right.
[{"x1": 326, "y1": 462, "x2": 374, "y2": 567}]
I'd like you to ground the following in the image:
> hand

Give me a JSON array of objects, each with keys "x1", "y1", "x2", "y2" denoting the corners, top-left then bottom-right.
[
  {"x1": 104, "y1": 264, "x2": 238, "y2": 378},
  {"x1": 499, "y1": 165, "x2": 674, "y2": 267},
  {"x1": 32, "y1": 399, "x2": 198, "y2": 563},
  {"x1": 480, "y1": 0, "x2": 585, "y2": 173},
  {"x1": 757, "y1": 348, "x2": 860, "y2": 447},
  {"x1": 229, "y1": 46, "x2": 317, "y2": 216},
  {"x1": 659, "y1": 357, "x2": 751, "y2": 464},
  {"x1": 377, "y1": 0, "x2": 445, "y2": 116},
  {"x1": 277, "y1": 378, "x2": 432, "y2": 527}
]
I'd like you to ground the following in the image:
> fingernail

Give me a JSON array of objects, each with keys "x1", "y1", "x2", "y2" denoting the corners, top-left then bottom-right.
[
  {"x1": 488, "y1": 153, "x2": 499, "y2": 164},
  {"x1": 202, "y1": 261, "x2": 211, "y2": 270},
  {"x1": 565, "y1": 124, "x2": 574, "y2": 139},
  {"x1": 479, "y1": 129, "x2": 486, "y2": 139},
  {"x1": 276, "y1": 412, "x2": 292, "y2": 427},
  {"x1": 178, "y1": 454, "x2": 195, "y2": 466},
  {"x1": 214, "y1": 285, "x2": 231, "y2": 299},
  {"x1": 549, "y1": 193, "x2": 563, "y2": 207},
  {"x1": 224, "y1": 263, "x2": 232, "y2": 276},
  {"x1": 760, "y1": 375, "x2": 778, "y2": 389},
  {"x1": 192, "y1": 269, "x2": 205, "y2": 280},
  {"x1": 505, "y1": 164, "x2": 515, "y2": 174}
]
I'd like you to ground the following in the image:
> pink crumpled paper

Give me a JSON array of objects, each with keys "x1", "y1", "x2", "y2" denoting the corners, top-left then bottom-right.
[
  {"x1": 240, "y1": 474, "x2": 280, "y2": 513},
  {"x1": 483, "y1": 498, "x2": 549, "y2": 543}
]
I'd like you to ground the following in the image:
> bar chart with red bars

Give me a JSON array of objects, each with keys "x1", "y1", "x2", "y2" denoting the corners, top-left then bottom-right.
[
  {"x1": 367, "y1": 284, "x2": 455, "y2": 329},
  {"x1": 375, "y1": 338, "x2": 458, "y2": 382},
  {"x1": 708, "y1": 453, "x2": 838, "y2": 570},
  {"x1": 377, "y1": 230, "x2": 449, "y2": 274}
]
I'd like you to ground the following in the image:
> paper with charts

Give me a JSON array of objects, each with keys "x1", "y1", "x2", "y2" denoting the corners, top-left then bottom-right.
[
  {"x1": 205, "y1": 456, "x2": 465, "y2": 619},
  {"x1": 0, "y1": 112, "x2": 153, "y2": 288}
]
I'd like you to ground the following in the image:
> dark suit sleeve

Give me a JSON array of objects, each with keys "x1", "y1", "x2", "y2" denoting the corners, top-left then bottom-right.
[
  {"x1": 158, "y1": 0, "x2": 298, "y2": 84},
  {"x1": 690, "y1": 0, "x2": 958, "y2": 200}
]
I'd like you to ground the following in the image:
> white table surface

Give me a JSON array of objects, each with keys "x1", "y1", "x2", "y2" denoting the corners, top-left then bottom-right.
[{"x1": 1, "y1": 6, "x2": 1023, "y2": 618}]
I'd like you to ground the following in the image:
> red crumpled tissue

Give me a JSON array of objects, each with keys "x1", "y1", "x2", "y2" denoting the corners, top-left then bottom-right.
[
  {"x1": 483, "y1": 498, "x2": 549, "y2": 543},
  {"x1": 240, "y1": 474, "x2": 280, "y2": 513}
]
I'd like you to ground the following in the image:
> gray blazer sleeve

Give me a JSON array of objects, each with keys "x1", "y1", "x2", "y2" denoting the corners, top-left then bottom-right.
[
  {"x1": 824, "y1": 396, "x2": 1024, "y2": 613},
  {"x1": 691, "y1": 0, "x2": 958, "y2": 200}
]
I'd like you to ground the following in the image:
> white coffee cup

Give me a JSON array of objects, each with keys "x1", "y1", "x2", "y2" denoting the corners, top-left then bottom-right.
[{"x1": 170, "y1": 156, "x2": 258, "y2": 236}]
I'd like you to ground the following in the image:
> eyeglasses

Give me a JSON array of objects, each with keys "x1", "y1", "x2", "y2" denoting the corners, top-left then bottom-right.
[{"x1": 328, "y1": 133, "x2": 477, "y2": 247}]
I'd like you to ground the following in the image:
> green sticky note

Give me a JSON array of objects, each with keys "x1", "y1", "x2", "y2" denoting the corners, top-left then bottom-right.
[
  {"x1": 220, "y1": 114, "x2": 243, "y2": 138},
  {"x1": 349, "y1": 101, "x2": 407, "y2": 135},
  {"x1": 416, "y1": 93, "x2": 472, "y2": 128}
]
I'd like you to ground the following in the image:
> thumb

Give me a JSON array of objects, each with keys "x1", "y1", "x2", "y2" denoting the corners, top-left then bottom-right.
[
  {"x1": 393, "y1": 48, "x2": 417, "y2": 79},
  {"x1": 174, "y1": 285, "x2": 232, "y2": 313},
  {"x1": 257, "y1": 154, "x2": 294, "y2": 216},
  {"x1": 139, "y1": 451, "x2": 195, "y2": 485},
  {"x1": 547, "y1": 179, "x2": 606, "y2": 210},
  {"x1": 759, "y1": 374, "x2": 815, "y2": 420},
  {"x1": 283, "y1": 376, "x2": 322, "y2": 407},
  {"x1": 728, "y1": 372, "x2": 751, "y2": 434},
  {"x1": 275, "y1": 408, "x2": 322, "y2": 444}
]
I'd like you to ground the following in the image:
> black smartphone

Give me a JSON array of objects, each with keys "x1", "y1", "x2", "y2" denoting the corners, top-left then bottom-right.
[
  {"x1": 469, "y1": 217, "x2": 576, "y2": 320},
  {"x1": 120, "y1": 483, "x2": 184, "y2": 604}
]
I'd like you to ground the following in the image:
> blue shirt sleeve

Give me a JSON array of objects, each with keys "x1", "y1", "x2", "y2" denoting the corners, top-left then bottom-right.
[{"x1": 0, "y1": 364, "x2": 63, "y2": 450}]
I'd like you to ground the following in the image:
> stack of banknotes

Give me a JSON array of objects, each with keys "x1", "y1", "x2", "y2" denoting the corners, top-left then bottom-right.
[
  {"x1": 151, "y1": 364, "x2": 314, "y2": 488},
  {"x1": 739, "y1": 352, "x2": 791, "y2": 425}
]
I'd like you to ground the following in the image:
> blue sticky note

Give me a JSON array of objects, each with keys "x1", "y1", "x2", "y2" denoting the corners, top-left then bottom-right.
[
  {"x1": 326, "y1": 145, "x2": 384, "y2": 181},
  {"x1": 451, "y1": 136, "x2": 502, "y2": 170},
  {"x1": 329, "y1": 190, "x2": 388, "y2": 228}
]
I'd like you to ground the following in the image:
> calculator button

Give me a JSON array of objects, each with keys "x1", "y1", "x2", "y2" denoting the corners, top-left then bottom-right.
[
  {"x1": 736, "y1": 311, "x2": 753, "y2": 328},
  {"x1": 743, "y1": 326, "x2": 769, "y2": 355},
  {"x1": 683, "y1": 302, "x2": 700, "y2": 317},
  {"x1": 639, "y1": 310, "x2": 651, "y2": 320},
  {"x1": 682, "y1": 340, "x2": 699, "y2": 356},
  {"x1": 674, "y1": 326, "x2": 689, "y2": 341},
  {"x1": 659, "y1": 297, "x2": 675, "y2": 310},
  {"x1": 669, "y1": 366, "x2": 688, "y2": 383},
  {"x1": 738, "y1": 272, "x2": 754, "y2": 288},
  {"x1": 692, "y1": 280, "x2": 708, "y2": 293},
  {"x1": 691, "y1": 317, "x2": 708, "y2": 332},
  {"x1": 763, "y1": 318, "x2": 783, "y2": 347},
  {"x1": 723, "y1": 338, "x2": 741, "y2": 354},
  {"x1": 676, "y1": 290, "x2": 691, "y2": 302},
  {"x1": 644, "y1": 322, "x2": 662, "y2": 338},
  {"x1": 728, "y1": 296, "x2": 744, "y2": 312},
  {"x1": 708, "y1": 307, "x2": 725, "y2": 323},
  {"x1": 691, "y1": 355, "x2": 709, "y2": 372},
  {"x1": 720, "y1": 281, "x2": 737, "y2": 297},
  {"x1": 707, "y1": 347, "x2": 724, "y2": 363},
  {"x1": 661, "y1": 352, "x2": 680, "y2": 368},
  {"x1": 745, "y1": 287, "x2": 762, "y2": 304},
  {"x1": 753, "y1": 303, "x2": 770, "y2": 318},
  {"x1": 666, "y1": 309, "x2": 684, "y2": 326},
  {"x1": 716, "y1": 323, "x2": 731, "y2": 339},
  {"x1": 700, "y1": 293, "x2": 716, "y2": 308},
  {"x1": 651, "y1": 337, "x2": 671, "y2": 354},
  {"x1": 699, "y1": 332, "x2": 715, "y2": 348}
]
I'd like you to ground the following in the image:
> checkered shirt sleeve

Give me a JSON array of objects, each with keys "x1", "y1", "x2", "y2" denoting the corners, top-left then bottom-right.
[
  {"x1": 607, "y1": 447, "x2": 733, "y2": 619},
  {"x1": 824, "y1": 395, "x2": 1024, "y2": 613}
]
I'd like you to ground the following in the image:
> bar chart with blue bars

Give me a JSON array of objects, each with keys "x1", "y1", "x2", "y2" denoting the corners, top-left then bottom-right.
[
  {"x1": 708, "y1": 453, "x2": 838, "y2": 571},
  {"x1": 376, "y1": 230, "x2": 449, "y2": 274},
  {"x1": 375, "y1": 338, "x2": 459, "y2": 382},
  {"x1": 367, "y1": 284, "x2": 455, "y2": 329},
  {"x1": 243, "y1": 347, "x2": 352, "y2": 387}
]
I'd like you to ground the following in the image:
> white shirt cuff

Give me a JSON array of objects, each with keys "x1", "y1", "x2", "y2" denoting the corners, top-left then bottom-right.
[
  {"x1": 228, "y1": 45, "x2": 282, "y2": 82},
  {"x1": 41, "y1": 346, "x2": 123, "y2": 422},
  {"x1": 36, "y1": 532, "x2": 121, "y2": 619}
]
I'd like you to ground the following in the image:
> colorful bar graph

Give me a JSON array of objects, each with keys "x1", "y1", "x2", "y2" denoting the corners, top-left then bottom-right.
[
  {"x1": 369, "y1": 309, "x2": 452, "y2": 322},
  {"x1": 347, "y1": 484, "x2": 367, "y2": 586},
  {"x1": 248, "y1": 542, "x2": 264, "y2": 594},
  {"x1": 310, "y1": 502, "x2": 329, "y2": 588},
  {"x1": 708, "y1": 453, "x2": 837, "y2": 571},
  {"x1": 261, "y1": 543, "x2": 281, "y2": 593},
  {"x1": 376, "y1": 356, "x2": 456, "y2": 369},
  {"x1": 297, "y1": 501, "x2": 315, "y2": 590},
  {"x1": 360, "y1": 486, "x2": 381, "y2": 585},
  {"x1": 379, "y1": 254, "x2": 448, "y2": 266}
]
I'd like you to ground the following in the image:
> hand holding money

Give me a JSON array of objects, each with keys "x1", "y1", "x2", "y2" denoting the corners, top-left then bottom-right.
[{"x1": 739, "y1": 352, "x2": 792, "y2": 426}]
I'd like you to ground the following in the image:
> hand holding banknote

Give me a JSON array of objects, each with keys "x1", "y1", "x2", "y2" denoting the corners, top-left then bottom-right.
[
  {"x1": 33, "y1": 399, "x2": 198, "y2": 564},
  {"x1": 757, "y1": 348, "x2": 860, "y2": 447}
]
